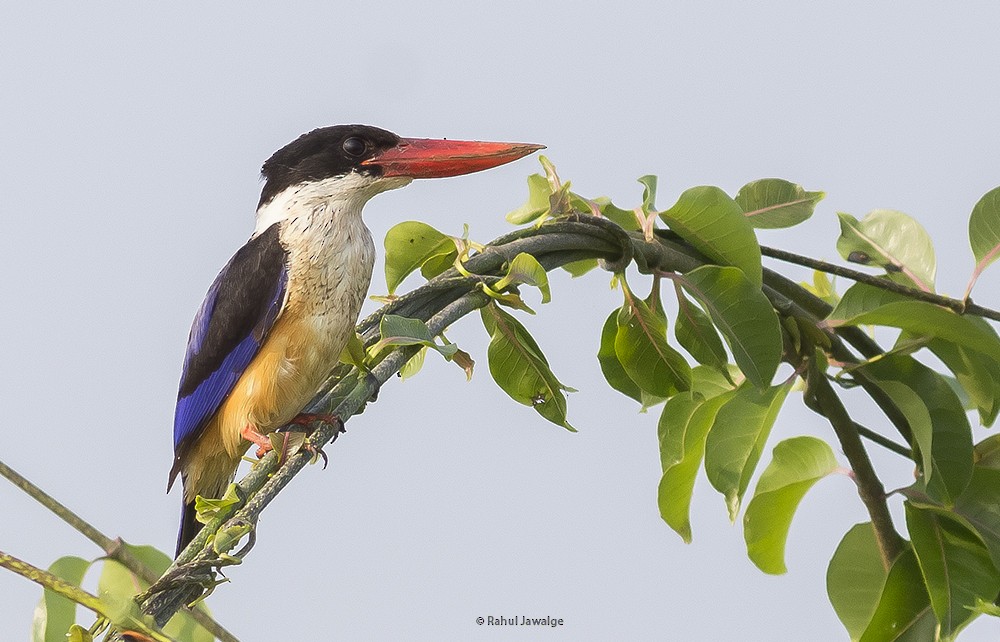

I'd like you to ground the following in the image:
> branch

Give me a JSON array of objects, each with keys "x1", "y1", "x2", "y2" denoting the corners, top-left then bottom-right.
[
  {"x1": 0, "y1": 460, "x2": 238, "y2": 642},
  {"x1": 760, "y1": 244, "x2": 1000, "y2": 322},
  {"x1": 760, "y1": 268, "x2": 915, "y2": 447},
  {"x1": 132, "y1": 214, "x2": 928, "y2": 628},
  {"x1": 0, "y1": 550, "x2": 176, "y2": 642},
  {"x1": 802, "y1": 363, "x2": 905, "y2": 567},
  {"x1": 0, "y1": 550, "x2": 114, "y2": 626}
]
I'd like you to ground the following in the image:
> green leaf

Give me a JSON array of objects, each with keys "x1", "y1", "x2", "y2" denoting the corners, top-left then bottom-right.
[
  {"x1": 119, "y1": 543, "x2": 171, "y2": 577},
  {"x1": 952, "y1": 467, "x2": 1000, "y2": 571},
  {"x1": 213, "y1": 520, "x2": 253, "y2": 556},
  {"x1": 926, "y1": 321, "x2": 1000, "y2": 427},
  {"x1": 974, "y1": 434, "x2": 1000, "y2": 470},
  {"x1": 968, "y1": 186, "x2": 1000, "y2": 281},
  {"x1": 657, "y1": 391, "x2": 733, "y2": 542},
  {"x1": 561, "y1": 258, "x2": 599, "y2": 277},
  {"x1": 829, "y1": 298, "x2": 1000, "y2": 365},
  {"x1": 735, "y1": 178, "x2": 824, "y2": 229},
  {"x1": 506, "y1": 174, "x2": 552, "y2": 225},
  {"x1": 493, "y1": 252, "x2": 551, "y2": 303},
  {"x1": 420, "y1": 251, "x2": 457, "y2": 281},
  {"x1": 482, "y1": 288, "x2": 536, "y2": 314},
  {"x1": 680, "y1": 265, "x2": 782, "y2": 388},
  {"x1": 690, "y1": 364, "x2": 739, "y2": 398},
  {"x1": 905, "y1": 502, "x2": 1000, "y2": 638},
  {"x1": 194, "y1": 483, "x2": 241, "y2": 525},
  {"x1": 859, "y1": 548, "x2": 936, "y2": 641},
  {"x1": 66, "y1": 626, "x2": 92, "y2": 642},
  {"x1": 481, "y1": 304, "x2": 574, "y2": 431},
  {"x1": 674, "y1": 289, "x2": 728, "y2": 372},
  {"x1": 859, "y1": 355, "x2": 973, "y2": 504},
  {"x1": 743, "y1": 436, "x2": 838, "y2": 574},
  {"x1": 96, "y1": 557, "x2": 212, "y2": 642},
  {"x1": 96, "y1": 560, "x2": 149, "y2": 634},
  {"x1": 873, "y1": 377, "x2": 933, "y2": 478},
  {"x1": 117, "y1": 544, "x2": 215, "y2": 642},
  {"x1": 970, "y1": 598, "x2": 1000, "y2": 617},
  {"x1": 32, "y1": 556, "x2": 91, "y2": 642},
  {"x1": 338, "y1": 331, "x2": 367, "y2": 369},
  {"x1": 638, "y1": 174, "x2": 658, "y2": 212},
  {"x1": 827, "y1": 523, "x2": 890, "y2": 640},
  {"x1": 658, "y1": 393, "x2": 702, "y2": 469},
  {"x1": 659, "y1": 186, "x2": 762, "y2": 287},
  {"x1": 704, "y1": 381, "x2": 792, "y2": 521},
  {"x1": 383, "y1": 221, "x2": 457, "y2": 294},
  {"x1": 827, "y1": 283, "x2": 908, "y2": 321},
  {"x1": 399, "y1": 346, "x2": 427, "y2": 380},
  {"x1": 597, "y1": 308, "x2": 643, "y2": 404},
  {"x1": 590, "y1": 196, "x2": 641, "y2": 231},
  {"x1": 369, "y1": 315, "x2": 458, "y2": 359},
  {"x1": 614, "y1": 295, "x2": 691, "y2": 398},
  {"x1": 836, "y1": 210, "x2": 936, "y2": 291},
  {"x1": 805, "y1": 270, "x2": 840, "y2": 306}
]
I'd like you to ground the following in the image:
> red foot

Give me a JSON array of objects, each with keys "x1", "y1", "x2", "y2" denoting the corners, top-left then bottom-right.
[
  {"x1": 241, "y1": 425, "x2": 273, "y2": 458},
  {"x1": 282, "y1": 413, "x2": 342, "y2": 469},
  {"x1": 287, "y1": 413, "x2": 342, "y2": 431}
]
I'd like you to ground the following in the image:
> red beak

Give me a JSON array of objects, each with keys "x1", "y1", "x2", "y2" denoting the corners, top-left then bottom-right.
[{"x1": 362, "y1": 137, "x2": 544, "y2": 179}]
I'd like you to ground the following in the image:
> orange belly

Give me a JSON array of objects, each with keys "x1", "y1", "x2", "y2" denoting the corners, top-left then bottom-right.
[{"x1": 180, "y1": 307, "x2": 348, "y2": 503}]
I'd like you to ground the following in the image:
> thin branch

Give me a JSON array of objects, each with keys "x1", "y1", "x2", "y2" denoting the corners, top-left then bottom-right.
[
  {"x1": 802, "y1": 362, "x2": 905, "y2": 567},
  {"x1": 0, "y1": 459, "x2": 116, "y2": 552},
  {"x1": 634, "y1": 232, "x2": 916, "y2": 452},
  {"x1": 0, "y1": 550, "x2": 175, "y2": 642},
  {"x1": 760, "y1": 268, "x2": 915, "y2": 447},
  {"x1": 0, "y1": 460, "x2": 239, "y2": 642},
  {"x1": 0, "y1": 550, "x2": 113, "y2": 622},
  {"x1": 760, "y1": 244, "x2": 1000, "y2": 322},
  {"x1": 853, "y1": 423, "x2": 911, "y2": 458}
]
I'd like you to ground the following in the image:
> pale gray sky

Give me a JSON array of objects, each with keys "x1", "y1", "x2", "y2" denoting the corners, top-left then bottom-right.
[{"x1": 3, "y1": 2, "x2": 1000, "y2": 640}]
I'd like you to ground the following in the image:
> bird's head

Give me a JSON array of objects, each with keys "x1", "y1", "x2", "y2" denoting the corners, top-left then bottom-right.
[{"x1": 257, "y1": 124, "x2": 543, "y2": 210}]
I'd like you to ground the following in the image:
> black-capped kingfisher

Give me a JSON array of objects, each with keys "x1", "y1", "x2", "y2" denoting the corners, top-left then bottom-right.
[{"x1": 168, "y1": 125, "x2": 542, "y2": 555}]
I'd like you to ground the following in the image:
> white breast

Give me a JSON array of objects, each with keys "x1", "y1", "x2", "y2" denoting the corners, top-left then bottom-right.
[{"x1": 246, "y1": 172, "x2": 409, "y2": 418}]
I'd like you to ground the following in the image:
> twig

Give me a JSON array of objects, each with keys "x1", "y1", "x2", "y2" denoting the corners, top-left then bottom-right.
[
  {"x1": 760, "y1": 244, "x2": 1000, "y2": 321},
  {"x1": 802, "y1": 362, "x2": 905, "y2": 567},
  {"x1": 0, "y1": 460, "x2": 239, "y2": 642},
  {"x1": 853, "y1": 423, "x2": 910, "y2": 458},
  {"x1": 760, "y1": 268, "x2": 914, "y2": 447},
  {"x1": 0, "y1": 550, "x2": 175, "y2": 642},
  {"x1": 633, "y1": 233, "x2": 916, "y2": 454},
  {"x1": 0, "y1": 550, "x2": 113, "y2": 622}
]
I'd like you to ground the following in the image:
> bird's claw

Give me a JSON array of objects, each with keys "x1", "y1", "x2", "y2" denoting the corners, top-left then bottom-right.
[
  {"x1": 240, "y1": 425, "x2": 274, "y2": 458},
  {"x1": 274, "y1": 413, "x2": 343, "y2": 467},
  {"x1": 283, "y1": 412, "x2": 343, "y2": 433},
  {"x1": 302, "y1": 441, "x2": 330, "y2": 469}
]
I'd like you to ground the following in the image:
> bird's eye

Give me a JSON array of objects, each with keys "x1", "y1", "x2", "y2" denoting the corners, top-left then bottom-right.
[{"x1": 342, "y1": 137, "x2": 367, "y2": 157}]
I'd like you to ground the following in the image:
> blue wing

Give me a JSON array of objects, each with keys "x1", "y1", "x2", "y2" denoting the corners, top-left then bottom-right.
[{"x1": 168, "y1": 223, "x2": 288, "y2": 489}]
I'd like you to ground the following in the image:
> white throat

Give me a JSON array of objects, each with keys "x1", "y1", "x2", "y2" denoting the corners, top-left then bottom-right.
[{"x1": 253, "y1": 172, "x2": 412, "y2": 237}]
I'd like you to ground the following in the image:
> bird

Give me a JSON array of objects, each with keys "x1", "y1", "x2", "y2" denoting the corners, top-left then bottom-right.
[{"x1": 168, "y1": 124, "x2": 543, "y2": 556}]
